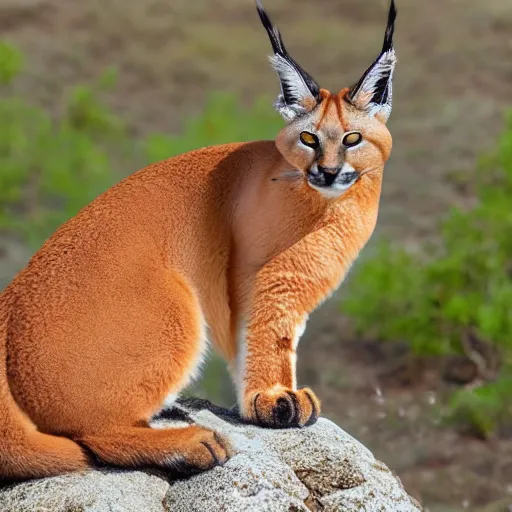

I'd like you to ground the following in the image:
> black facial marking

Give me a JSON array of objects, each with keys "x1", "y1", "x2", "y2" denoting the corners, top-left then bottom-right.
[
  {"x1": 315, "y1": 144, "x2": 324, "y2": 161},
  {"x1": 338, "y1": 171, "x2": 358, "y2": 186},
  {"x1": 322, "y1": 170, "x2": 337, "y2": 187}
]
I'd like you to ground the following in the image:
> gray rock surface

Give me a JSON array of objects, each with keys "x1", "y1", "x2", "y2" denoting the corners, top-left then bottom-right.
[{"x1": 0, "y1": 399, "x2": 422, "y2": 512}]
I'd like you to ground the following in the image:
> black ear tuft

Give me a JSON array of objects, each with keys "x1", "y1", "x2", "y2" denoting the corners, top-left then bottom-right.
[
  {"x1": 256, "y1": 0, "x2": 286, "y2": 56},
  {"x1": 382, "y1": 0, "x2": 397, "y2": 54},
  {"x1": 348, "y1": 0, "x2": 397, "y2": 122},
  {"x1": 256, "y1": 0, "x2": 321, "y2": 121}
]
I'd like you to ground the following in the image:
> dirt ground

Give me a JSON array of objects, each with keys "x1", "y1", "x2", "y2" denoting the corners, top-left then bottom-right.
[{"x1": 1, "y1": 0, "x2": 512, "y2": 510}]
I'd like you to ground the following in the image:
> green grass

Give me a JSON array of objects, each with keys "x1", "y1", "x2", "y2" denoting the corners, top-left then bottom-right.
[
  {"x1": 343, "y1": 112, "x2": 512, "y2": 437},
  {"x1": 0, "y1": 42, "x2": 282, "y2": 406}
]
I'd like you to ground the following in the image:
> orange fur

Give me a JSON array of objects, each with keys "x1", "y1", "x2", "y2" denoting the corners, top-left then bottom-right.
[{"x1": 0, "y1": 4, "x2": 395, "y2": 481}]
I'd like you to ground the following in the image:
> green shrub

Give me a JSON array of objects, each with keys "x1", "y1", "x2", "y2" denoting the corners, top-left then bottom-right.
[
  {"x1": 343, "y1": 112, "x2": 512, "y2": 435},
  {"x1": 0, "y1": 42, "x2": 23, "y2": 84},
  {"x1": 446, "y1": 373, "x2": 512, "y2": 438}
]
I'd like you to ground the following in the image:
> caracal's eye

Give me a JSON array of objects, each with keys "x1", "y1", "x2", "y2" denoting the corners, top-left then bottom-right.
[
  {"x1": 299, "y1": 131, "x2": 319, "y2": 148},
  {"x1": 342, "y1": 132, "x2": 363, "y2": 147}
]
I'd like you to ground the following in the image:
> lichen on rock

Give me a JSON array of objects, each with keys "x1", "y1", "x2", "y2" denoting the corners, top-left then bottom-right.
[{"x1": 0, "y1": 398, "x2": 422, "y2": 512}]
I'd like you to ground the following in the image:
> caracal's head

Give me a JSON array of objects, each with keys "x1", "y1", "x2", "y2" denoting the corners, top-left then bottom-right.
[{"x1": 257, "y1": 0, "x2": 397, "y2": 199}]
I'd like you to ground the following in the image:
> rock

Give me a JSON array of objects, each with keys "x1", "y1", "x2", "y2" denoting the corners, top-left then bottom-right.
[
  {"x1": 0, "y1": 470, "x2": 170, "y2": 512},
  {"x1": 0, "y1": 398, "x2": 422, "y2": 512}
]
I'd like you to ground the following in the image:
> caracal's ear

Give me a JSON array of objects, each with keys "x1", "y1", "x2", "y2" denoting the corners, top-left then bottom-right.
[
  {"x1": 348, "y1": 0, "x2": 397, "y2": 123},
  {"x1": 256, "y1": 0, "x2": 321, "y2": 122}
]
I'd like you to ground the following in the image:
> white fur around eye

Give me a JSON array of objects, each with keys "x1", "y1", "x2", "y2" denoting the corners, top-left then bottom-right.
[
  {"x1": 298, "y1": 139, "x2": 317, "y2": 151},
  {"x1": 344, "y1": 139, "x2": 367, "y2": 151}
]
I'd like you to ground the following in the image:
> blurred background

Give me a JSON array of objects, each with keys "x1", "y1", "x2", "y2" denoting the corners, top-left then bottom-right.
[{"x1": 0, "y1": 0, "x2": 511, "y2": 509}]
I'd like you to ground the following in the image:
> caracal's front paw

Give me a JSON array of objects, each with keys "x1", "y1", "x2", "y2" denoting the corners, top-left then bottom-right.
[
  {"x1": 244, "y1": 387, "x2": 320, "y2": 428},
  {"x1": 173, "y1": 426, "x2": 231, "y2": 474}
]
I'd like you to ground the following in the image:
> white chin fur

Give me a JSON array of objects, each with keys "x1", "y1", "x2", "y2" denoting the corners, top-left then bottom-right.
[{"x1": 307, "y1": 182, "x2": 350, "y2": 199}]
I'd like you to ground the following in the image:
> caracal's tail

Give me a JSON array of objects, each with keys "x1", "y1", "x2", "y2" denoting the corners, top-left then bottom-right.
[{"x1": 0, "y1": 287, "x2": 90, "y2": 481}]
